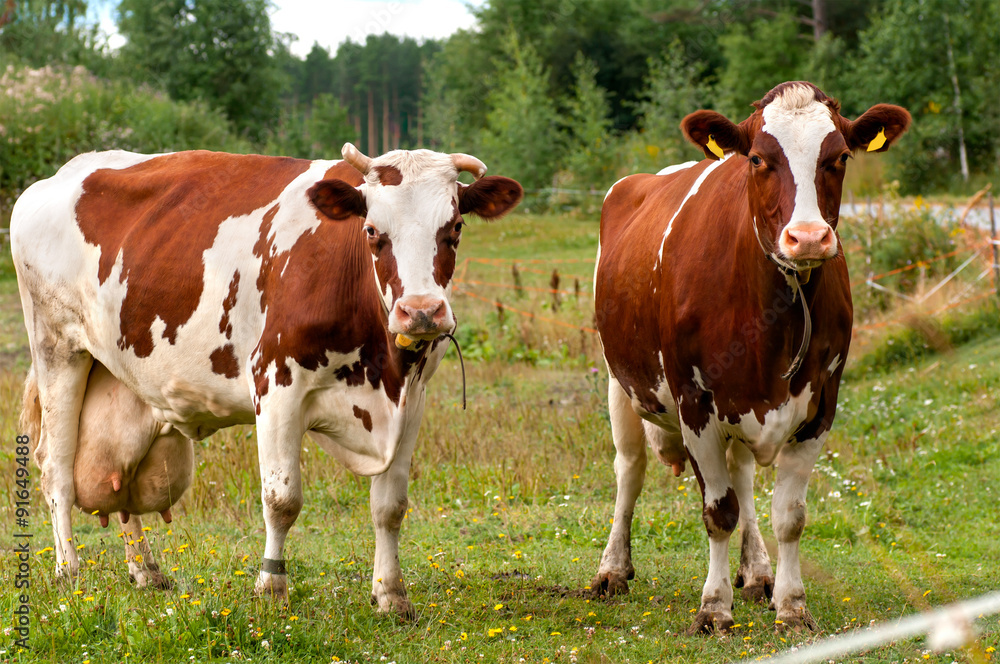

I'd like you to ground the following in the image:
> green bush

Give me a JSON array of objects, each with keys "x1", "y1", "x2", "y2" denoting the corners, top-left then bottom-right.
[{"x1": 0, "y1": 63, "x2": 251, "y2": 223}]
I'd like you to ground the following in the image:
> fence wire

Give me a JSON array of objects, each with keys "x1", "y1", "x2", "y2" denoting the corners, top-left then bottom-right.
[{"x1": 735, "y1": 591, "x2": 1000, "y2": 664}]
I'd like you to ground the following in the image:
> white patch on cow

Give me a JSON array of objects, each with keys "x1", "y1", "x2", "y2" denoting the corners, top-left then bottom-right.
[
  {"x1": 691, "y1": 366, "x2": 708, "y2": 391},
  {"x1": 761, "y1": 86, "x2": 836, "y2": 230},
  {"x1": 724, "y1": 383, "x2": 815, "y2": 467},
  {"x1": 827, "y1": 354, "x2": 842, "y2": 375},
  {"x1": 656, "y1": 160, "x2": 699, "y2": 176},
  {"x1": 656, "y1": 154, "x2": 733, "y2": 267}
]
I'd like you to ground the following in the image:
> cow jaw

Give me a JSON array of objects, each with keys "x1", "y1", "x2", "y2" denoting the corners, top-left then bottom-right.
[{"x1": 760, "y1": 86, "x2": 840, "y2": 269}]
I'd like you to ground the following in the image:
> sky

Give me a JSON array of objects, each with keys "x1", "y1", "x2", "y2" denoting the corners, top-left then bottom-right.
[
  {"x1": 97, "y1": 0, "x2": 486, "y2": 57},
  {"x1": 272, "y1": 0, "x2": 485, "y2": 57}
]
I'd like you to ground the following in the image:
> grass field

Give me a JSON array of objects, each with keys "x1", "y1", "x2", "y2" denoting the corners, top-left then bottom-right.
[{"x1": 1, "y1": 212, "x2": 998, "y2": 664}]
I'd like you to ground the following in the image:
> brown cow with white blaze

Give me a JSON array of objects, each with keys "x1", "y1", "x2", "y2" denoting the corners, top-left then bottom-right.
[
  {"x1": 13, "y1": 143, "x2": 522, "y2": 617},
  {"x1": 590, "y1": 82, "x2": 910, "y2": 633}
]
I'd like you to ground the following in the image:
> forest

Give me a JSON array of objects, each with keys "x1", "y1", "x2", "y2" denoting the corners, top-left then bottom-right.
[{"x1": 1, "y1": 0, "x2": 999, "y2": 218}]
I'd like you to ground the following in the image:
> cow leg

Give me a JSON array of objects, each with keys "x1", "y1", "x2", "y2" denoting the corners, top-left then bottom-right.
[
  {"x1": 728, "y1": 441, "x2": 773, "y2": 603},
  {"x1": 685, "y1": 428, "x2": 738, "y2": 635},
  {"x1": 253, "y1": 412, "x2": 304, "y2": 601},
  {"x1": 769, "y1": 434, "x2": 825, "y2": 632},
  {"x1": 590, "y1": 378, "x2": 646, "y2": 597},
  {"x1": 33, "y1": 342, "x2": 92, "y2": 582},
  {"x1": 120, "y1": 513, "x2": 171, "y2": 589},
  {"x1": 368, "y1": 392, "x2": 423, "y2": 621}
]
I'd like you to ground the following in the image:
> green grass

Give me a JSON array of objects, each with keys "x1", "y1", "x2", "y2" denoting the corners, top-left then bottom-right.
[{"x1": 0, "y1": 214, "x2": 998, "y2": 663}]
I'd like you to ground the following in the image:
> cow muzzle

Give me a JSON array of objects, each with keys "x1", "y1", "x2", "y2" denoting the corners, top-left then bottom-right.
[
  {"x1": 778, "y1": 221, "x2": 837, "y2": 265},
  {"x1": 390, "y1": 295, "x2": 453, "y2": 340}
]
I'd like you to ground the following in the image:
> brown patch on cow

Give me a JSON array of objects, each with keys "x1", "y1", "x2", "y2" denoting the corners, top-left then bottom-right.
[
  {"x1": 76, "y1": 151, "x2": 312, "y2": 358},
  {"x1": 704, "y1": 487, "x2": 739, "y2": 536},
  {"x1": 433, "y1": 216, "x2": 460, "y2": 288},
  {"x1": 374, "y1": 165, "x2": 403, "y2": 186},
  {"x1": 210, "y1": 344, "x2": 240, "y2": 378},
  {"x1": 373, "y1": 236, "x2": 404, "y2": 306},
  {"x1": 334, "y1": 361, "x2": 366, "y2": 386},
  {"x1": 352, "y1": 405, "x2": 373, "y2": 432},
  {"x1": 219, "y1": 271, "x2": 240, "y2": 339}
]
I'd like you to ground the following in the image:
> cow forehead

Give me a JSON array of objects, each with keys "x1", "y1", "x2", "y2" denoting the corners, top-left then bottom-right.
[
  {"x1": 363, "y1": 150, "x2": 459, "y2": 230},
  {"x1": 760, "y1": 87, "x2": 837, "y2": 159}
]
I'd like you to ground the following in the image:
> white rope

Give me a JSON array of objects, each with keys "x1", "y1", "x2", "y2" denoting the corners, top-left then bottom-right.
[{"x1": 735, "y1": 591, "x2": 1000, "y2": 664}]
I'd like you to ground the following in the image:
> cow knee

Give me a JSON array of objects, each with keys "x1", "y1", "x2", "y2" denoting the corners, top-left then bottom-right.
[
  {"x1": 703, "y1": 487, "x2": 739, "y2": 537},
  {"x1": 773, "y1": 499, "x2": 806, "y2": 542},
  {"x1": 262, "y1": 484, "x2": 302, "y2": 529},
  {"x1": 372, "y1": 493, "x2": 408, "y2": 530}
]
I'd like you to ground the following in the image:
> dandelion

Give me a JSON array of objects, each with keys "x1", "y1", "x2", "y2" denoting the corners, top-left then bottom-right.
[
  {"x1": 221, "y1": 609, "x2": 231, "y2": 617},
  {"x1": 494, "y1": 604, "x2": 503, "y2": 611}
]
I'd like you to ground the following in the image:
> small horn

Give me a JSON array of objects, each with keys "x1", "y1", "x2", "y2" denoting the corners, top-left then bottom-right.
[
  {"x1": 452, "y1": 153, "x2": 487, "y2": 180},
  {"x1": 342, "y1": 142, "x2": 372, "y2": 175}
]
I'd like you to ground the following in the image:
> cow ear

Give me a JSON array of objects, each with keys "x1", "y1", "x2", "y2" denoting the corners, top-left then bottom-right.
[
  {"x1": 458, "y1": 176, "x2": 524, "y2": 220},
  {"x1": 681, "y1": 110, "x2": 752, "y2": 159},
  {"x1": 845, "y1": 104, "x2": 911, "y2": 153},
  {"x1": 307, "y1": 179, "x2": 367, "y2": 220}
]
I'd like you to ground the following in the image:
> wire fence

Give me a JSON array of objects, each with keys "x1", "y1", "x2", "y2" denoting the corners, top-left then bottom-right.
[
  {"x1": 734, "y1": 591, "x2": 1000, "y2": 664},
  {"x1": 455, "y1": 234, "x2": 999, "y2": 339}
]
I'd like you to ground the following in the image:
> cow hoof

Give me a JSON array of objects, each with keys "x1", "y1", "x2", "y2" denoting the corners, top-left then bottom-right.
[
  {"x1": 254, "y1": 573, "x2": 289, "y2": 601},
  {"x1": 372, "y1": 592, "x2": 416, "y2": 621},
  {"x1": 588, "y1": 571, "x2": 631, "y2": 598},
  {"x1": 686, "y1": 609, "x2": 735, "y2": 635},
  {"x1": 131, "y1": 569, "x2": 173, "y2": 590},
  {"x1": 775, "y1": 607, "x2": 818, "y2": 633},
  {"x1": 734, "y1": 569, "x2": 773, "y2": 604}
]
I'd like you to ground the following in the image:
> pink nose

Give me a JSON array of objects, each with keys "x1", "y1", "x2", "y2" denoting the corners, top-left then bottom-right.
[
  {"x1": 780, "y1": 223, "x2": 836, "y2": 261},
  {"x1": 393, "y1": 296, "x2": 448, "y2": 336}
]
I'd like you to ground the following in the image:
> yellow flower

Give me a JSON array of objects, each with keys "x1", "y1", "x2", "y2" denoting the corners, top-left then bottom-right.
[
  {"x1": 84, "y1": 596, "x2": 94, "y2": 602},
  {"x1": 550, "y1": 631, "x2": 562, "y2": 636},
  {"x1": 494, "y1": 603, "x2": 503, "y2": 610},
  {"x1": 221, "y1": 609, "x2": 231, "y2": 616},
  {"x1": 191, "y1": 600, "x2": 201, "y2": 606},
  {"x1": 235, "y1": 570, "x2": 245, "y2": 576}
]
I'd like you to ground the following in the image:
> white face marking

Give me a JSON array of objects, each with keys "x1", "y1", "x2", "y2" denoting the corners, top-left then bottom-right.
[{"x1": 761, "y1": 92, "x2": 837, "y2": 229}]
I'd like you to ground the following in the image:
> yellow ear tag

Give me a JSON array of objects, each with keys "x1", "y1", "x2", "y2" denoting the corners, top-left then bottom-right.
[
  {"x1": 866, "y1": 127, "x2": 887, "y2": 152},
  {"x1": 706, "y1": 134, "x2": 725, "y2": 159},
  {"x1": 395, "y1": 333, "x2": 415, "y2": 349}
]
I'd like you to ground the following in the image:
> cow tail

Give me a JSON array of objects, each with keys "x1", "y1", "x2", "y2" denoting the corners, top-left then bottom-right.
[{"x1": 19, "y1": 365, "x2": 42, "y2": 459}]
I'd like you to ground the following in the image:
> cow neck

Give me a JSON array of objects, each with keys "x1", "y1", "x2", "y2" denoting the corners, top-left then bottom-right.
[{"x1": 748, "y1": 213, "x2": 812, "y2": 381}]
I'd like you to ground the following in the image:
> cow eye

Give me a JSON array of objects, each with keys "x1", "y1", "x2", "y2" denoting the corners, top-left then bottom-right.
[
  {"x1": 454, "y1": 222, "x2": 464, "y2": 233},
  {"x1": 364, "y1": 225, "x2": 377, "y2": 239},
  {"x1": 839, "y1": 153, "x2": 850, "y2": 165},
  {"x1": 750, "y1": 155, "x2": 763, "y2": 167}
]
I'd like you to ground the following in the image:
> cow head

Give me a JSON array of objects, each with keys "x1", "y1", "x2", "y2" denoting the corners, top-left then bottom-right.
[
  {"x1": 307, "y1": 144, "x2": 523, "y2": 341},
  {"x1": 681, "y1": 81, "x2": 911, "y2": 273}
]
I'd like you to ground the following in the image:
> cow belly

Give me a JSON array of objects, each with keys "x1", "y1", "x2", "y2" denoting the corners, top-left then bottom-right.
[{"x1": 72, "y1": 363, "x2": 194, "y2": 517}]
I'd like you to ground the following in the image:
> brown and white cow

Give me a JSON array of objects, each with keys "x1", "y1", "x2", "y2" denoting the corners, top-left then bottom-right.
[
  {"x1": 12, "y1": 144, "x2": 522, "y2": 617},
  {"x1": 590, "y1": 82, "x2": 909, "y2": 633}
]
